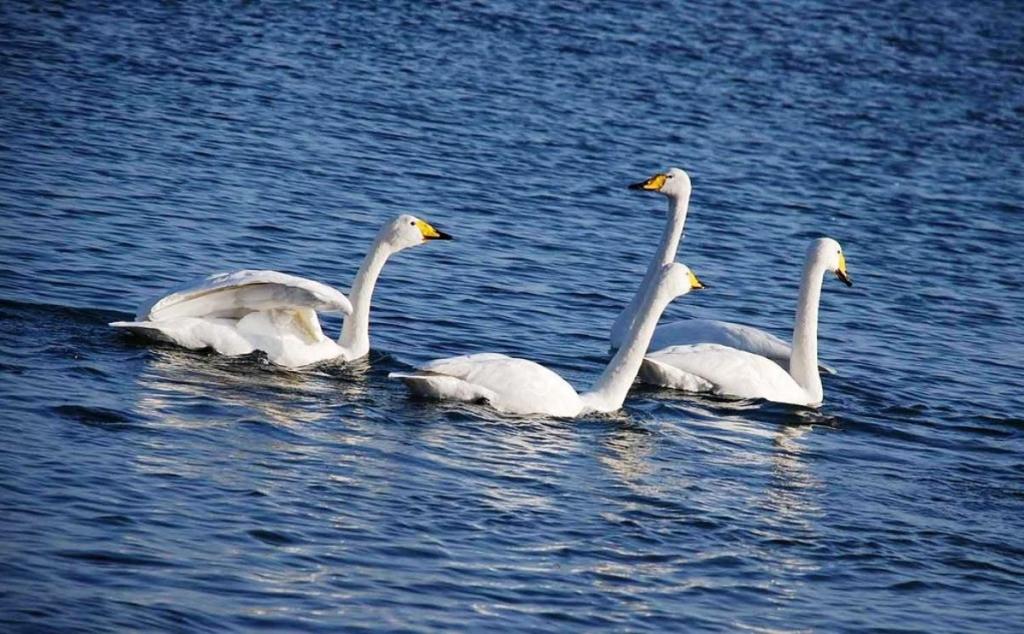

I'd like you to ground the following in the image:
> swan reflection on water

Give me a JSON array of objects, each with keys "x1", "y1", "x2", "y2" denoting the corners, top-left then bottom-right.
[
  {"x1": 131, "y1": 346, "x2": 373, "y2": 429},
  {"x1": 593, "y1": 394, "x2": 831, "y2": 588}
]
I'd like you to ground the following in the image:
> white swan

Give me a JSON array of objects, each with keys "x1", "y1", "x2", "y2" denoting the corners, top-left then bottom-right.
[
  {"x1": 609, "y1": 168, "x2": 692, "y2": 349},
  {"x1": 612, "y1": 168, "x2": 832, "y2": 373},
  {"x1": 111, "y1": 214, "x2": 452, "y2": 368},
  {"x1": 391, "y1": 263, "x2": 705, "y2": 417},
  {"x1": 639, "y1": 238, "x2": 852, "y2": 406}
]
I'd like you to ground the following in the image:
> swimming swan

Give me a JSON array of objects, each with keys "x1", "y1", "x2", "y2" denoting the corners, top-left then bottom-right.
[
  {"x1": 639, "y1": 238, "x2": 851, "y2": 406},
  {"x1": 391, "y1": 263, "x2": 705, "y2": 417},
  {"x1": 609, "y1": 168, "x2": 692, "y2": 350},
  {"x1": 111, "y1": 214, "x2": 452, "y2": 368},
  {"x1": 613, "y1": 168, "x2": 832, "y2": 373}
]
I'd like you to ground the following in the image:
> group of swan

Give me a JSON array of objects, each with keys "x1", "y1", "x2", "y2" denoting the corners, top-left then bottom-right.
[
  {"x1": 114, "y1": 168, "x2": 851, "y2": 415},
  {"x1": 606, "y1": 168, "x2": 851, "y2": 406}
]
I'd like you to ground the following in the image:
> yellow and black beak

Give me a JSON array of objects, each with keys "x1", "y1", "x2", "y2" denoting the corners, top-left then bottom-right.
[
  {"x1": 689, "y1": 269, "x2": 706, "y2": 290},
  {"x1": 628, "y1": 172, "x2": 667, "y2": 192},
  {"x1": 415, "y1": 218, "x2": 453, "y2": 241},
  {"x1": 835, "y1": 252, "x2": 853, "y2": 287}
]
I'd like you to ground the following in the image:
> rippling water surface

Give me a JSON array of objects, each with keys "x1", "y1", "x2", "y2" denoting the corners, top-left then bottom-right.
[{"x1": 2, "y1": 1, "x2": 1023, "y2": 631}]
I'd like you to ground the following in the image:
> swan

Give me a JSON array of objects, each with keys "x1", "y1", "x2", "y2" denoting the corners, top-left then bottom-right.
[
  {"x1": 609, "y1": 168, "x2": 692, "y2": 350},
  {"x1": 390, "y1": 262, "x2": 705, "y2": 417},
  {"x1": 639, "y1": 238, "x2": 852, "y2": 406},
  {"x1": 612, "y1": 168, "x2": 832, "y2": 373},
  {"x1": 110, "y1": 214, "x2": 452, "y2": 368}
]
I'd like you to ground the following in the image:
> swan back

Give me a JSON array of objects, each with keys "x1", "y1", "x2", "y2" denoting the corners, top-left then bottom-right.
[{"x1": 649, "y1": 319, "x2": 793, "y2": 363}]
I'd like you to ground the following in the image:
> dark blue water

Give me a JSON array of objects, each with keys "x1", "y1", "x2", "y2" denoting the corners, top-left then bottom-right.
[{"x1": 2, "y1": 1, "x2": 1023, "y2": 631}]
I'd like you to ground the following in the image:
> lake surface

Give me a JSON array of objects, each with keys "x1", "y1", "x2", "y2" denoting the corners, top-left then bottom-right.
[{"x1": 2, "y1": 1, "x2": 1023, "y2": 631}]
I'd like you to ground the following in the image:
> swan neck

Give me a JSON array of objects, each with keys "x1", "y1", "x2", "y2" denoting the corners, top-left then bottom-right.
[
  {"x1": 339, "y1": 236, "x2": 393, "y2": 359},
  {"x1": 661, "y1": 193, "x2": 690, "y2": 265},
  {"x1": 609, "y1": 192, "x2": 689, "y2": 349},
  {"x1": 587, "y1": 282, "x2": 673, "y2": 413},
  {"x1": 790, "y1": 256, "x2": 825, "y2": 402}
]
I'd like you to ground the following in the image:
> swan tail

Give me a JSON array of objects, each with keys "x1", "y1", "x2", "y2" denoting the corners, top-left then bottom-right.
[
  {"x1": 389, "y1": 371, "x2": 497, "y2": 404},
  {"x1": 110, "y1": 319, "x2": 254, "y2": 356},
  {"x1": 768, "y1": 353, "x2": 836, "y2": 376},
  {"x1": 109, "y1": 320, "x2": 177, "y2": 344},
  {"x1": 639, "y1": 357, "x2": 715, "y2": 392}
]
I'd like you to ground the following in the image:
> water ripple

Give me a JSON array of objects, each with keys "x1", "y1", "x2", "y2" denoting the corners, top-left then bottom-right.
[{"x1": 2, "y1": 0, "x2": 1024, "y2": 632}]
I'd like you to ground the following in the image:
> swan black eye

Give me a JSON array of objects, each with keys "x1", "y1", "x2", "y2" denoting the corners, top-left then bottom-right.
[{"x1": 410, "y1": 221, "x2": 416, "y2": 226}]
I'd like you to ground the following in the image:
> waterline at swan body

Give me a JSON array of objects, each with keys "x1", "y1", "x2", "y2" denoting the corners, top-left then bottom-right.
[
  {"x1": 110, "y1": 214, "x2": 452, "y2": 368},
  {"x1": 612, "y1": 168, "x2": 832, "y2": 373},
  {"x1": 639, "y1": 238, "x2": 852, "y2": 407},
  {"x1": 392, "y1": 263, "x2": 705, "y2": 417}
]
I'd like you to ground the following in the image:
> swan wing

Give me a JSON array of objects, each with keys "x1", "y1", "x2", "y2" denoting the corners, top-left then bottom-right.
[
  {"x1": 650, "y1": 319, "x2": 836, "y2": 374},
  {"x1": 133, "y1": 270, "x2": 352, "y2": 322},
  {"x1": 651, "y1": 319, "x2": 792, "y2": 362},
  {"x1": 388, "y1": 372, "x2": 499, "y2": 404},
  {"x1": 390, "y1": 353, "x2": 581, "y2": 416},
  {"x1": 234, "y1": 308, "x2": 343, "y2": 367},
  {"x1": 638, "y1": 355, "x2": 715, "y2": 393},
  {"x1": 642, "y1": 343, "x2": 810, "y2": 405}
]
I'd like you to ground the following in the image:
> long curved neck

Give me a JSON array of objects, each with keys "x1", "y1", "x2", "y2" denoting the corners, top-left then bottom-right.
[
  {"x1": 586, "y1": 281, "x2": 674, "y2": 413},
  {"x1": 339, "y1": 236, "x2": 393, "y2": 360},
  {"x1": 609, "y1": 192, "x2": 689, "y2": 348},
  {"x1": 789, "y1": 257, "x2": 825, "y2": 403}
]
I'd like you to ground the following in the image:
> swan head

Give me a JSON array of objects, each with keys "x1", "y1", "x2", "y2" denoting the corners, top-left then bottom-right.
[
  {"x1": 657, "y1": 262, "x2": 706, "y2": 299},
  {"x1": 381, "y1": 214, "x2": 453, "y2": 252},
  {"x1": 810, "y1": 237, "x2": 853, "y2": 287},
  {"x1": 628, "y1": 167, "x2": 691, "y2": 198}
]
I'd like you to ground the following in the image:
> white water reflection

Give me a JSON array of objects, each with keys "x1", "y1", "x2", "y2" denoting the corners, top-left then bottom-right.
[{"x1": 130, "y1": 347, "x2": 371, "y2": 428}]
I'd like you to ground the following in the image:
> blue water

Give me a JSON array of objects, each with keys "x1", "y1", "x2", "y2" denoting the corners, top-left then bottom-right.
[{"x1": 2, "y1": 1, "x2": 1023, "y2": 631}]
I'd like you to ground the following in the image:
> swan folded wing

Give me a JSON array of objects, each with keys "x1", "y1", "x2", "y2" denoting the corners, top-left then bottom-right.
[
  {"x1": 643, "y1": 343, "x2": 807, "y2": 404},
  {"x1": 389, "y1": 372, "x2": 499, "y2": 404},
  {"x1": 650, "y1": 319, "x2": 836, "y2": 374},
  {"x1": 392, "y1": 353, "x2": 580, "y2": 416},
  {"x1": 137, "y1": 270, "x2": 352, "y2": 322},
  {"x1": 650, "y1": 319, "x2": 792, "y2": 363},
  {"x1": 639, "y1": 355, "x2": 715, "y2": 392}
]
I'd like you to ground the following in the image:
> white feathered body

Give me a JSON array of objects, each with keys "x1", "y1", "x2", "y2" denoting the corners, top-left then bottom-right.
[
  {"x1": 391, "y1": 353, "x2": 584, "y2": 417},
  {"x1": 640, "y1": 343, "x2": 816, "y2": 406},
  {"x1": 110, "y1": 270, "x2": 351, "y2": 368}
]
